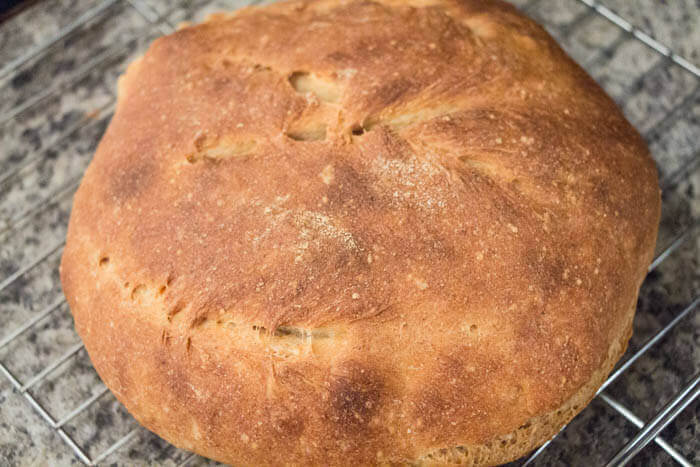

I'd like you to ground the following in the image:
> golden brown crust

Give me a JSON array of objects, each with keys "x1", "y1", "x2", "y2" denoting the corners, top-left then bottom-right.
[{"x1": 60, "y1": 0, "x2": 660, "y2": 465}]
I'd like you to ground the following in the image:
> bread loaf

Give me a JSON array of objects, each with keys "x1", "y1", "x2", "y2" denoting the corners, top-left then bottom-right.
[{"x1": 61, "y1": 0, "x2": 661, "y2": 464}]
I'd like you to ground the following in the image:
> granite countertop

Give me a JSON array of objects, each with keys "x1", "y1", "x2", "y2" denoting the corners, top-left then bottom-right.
[{"x1": 0, "y1": 0, "x2": 698, "y2": 465}]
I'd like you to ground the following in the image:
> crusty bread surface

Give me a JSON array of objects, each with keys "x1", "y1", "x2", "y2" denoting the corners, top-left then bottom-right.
[{"x1": 60, "y1": 0, "x2": 661, "y2": 465}]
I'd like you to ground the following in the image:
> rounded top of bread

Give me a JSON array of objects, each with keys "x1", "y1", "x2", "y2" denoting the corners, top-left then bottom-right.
[{"x1": 61, "y1": 0, "x2": 661, "y2": 464}]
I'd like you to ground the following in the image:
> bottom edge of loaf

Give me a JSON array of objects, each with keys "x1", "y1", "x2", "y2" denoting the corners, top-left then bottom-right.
[{"x1": 130, "y1": 305, "x2": 635, "y2": 467}]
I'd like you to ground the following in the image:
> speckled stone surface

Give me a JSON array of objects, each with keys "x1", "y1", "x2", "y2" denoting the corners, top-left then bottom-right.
[
  {"x1": 0, "y1": 0, "x2": 96, "y2": 67},
  {"x1": 0, "y1": 0, "x2": 697, "y2": 466},
  {"x1": 596, "y1": 0, "x2": 700, "y2": 68}
]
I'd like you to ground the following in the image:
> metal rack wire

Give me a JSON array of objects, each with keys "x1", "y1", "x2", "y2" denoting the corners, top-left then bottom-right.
[{"x1": 0, "y1": 0, "x2": 697, "y2": 465}]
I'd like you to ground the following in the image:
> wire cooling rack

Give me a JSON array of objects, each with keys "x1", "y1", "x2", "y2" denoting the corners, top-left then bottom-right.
[{"x1": 0, "y1": 0, "x2": 697, "y2": 465}]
